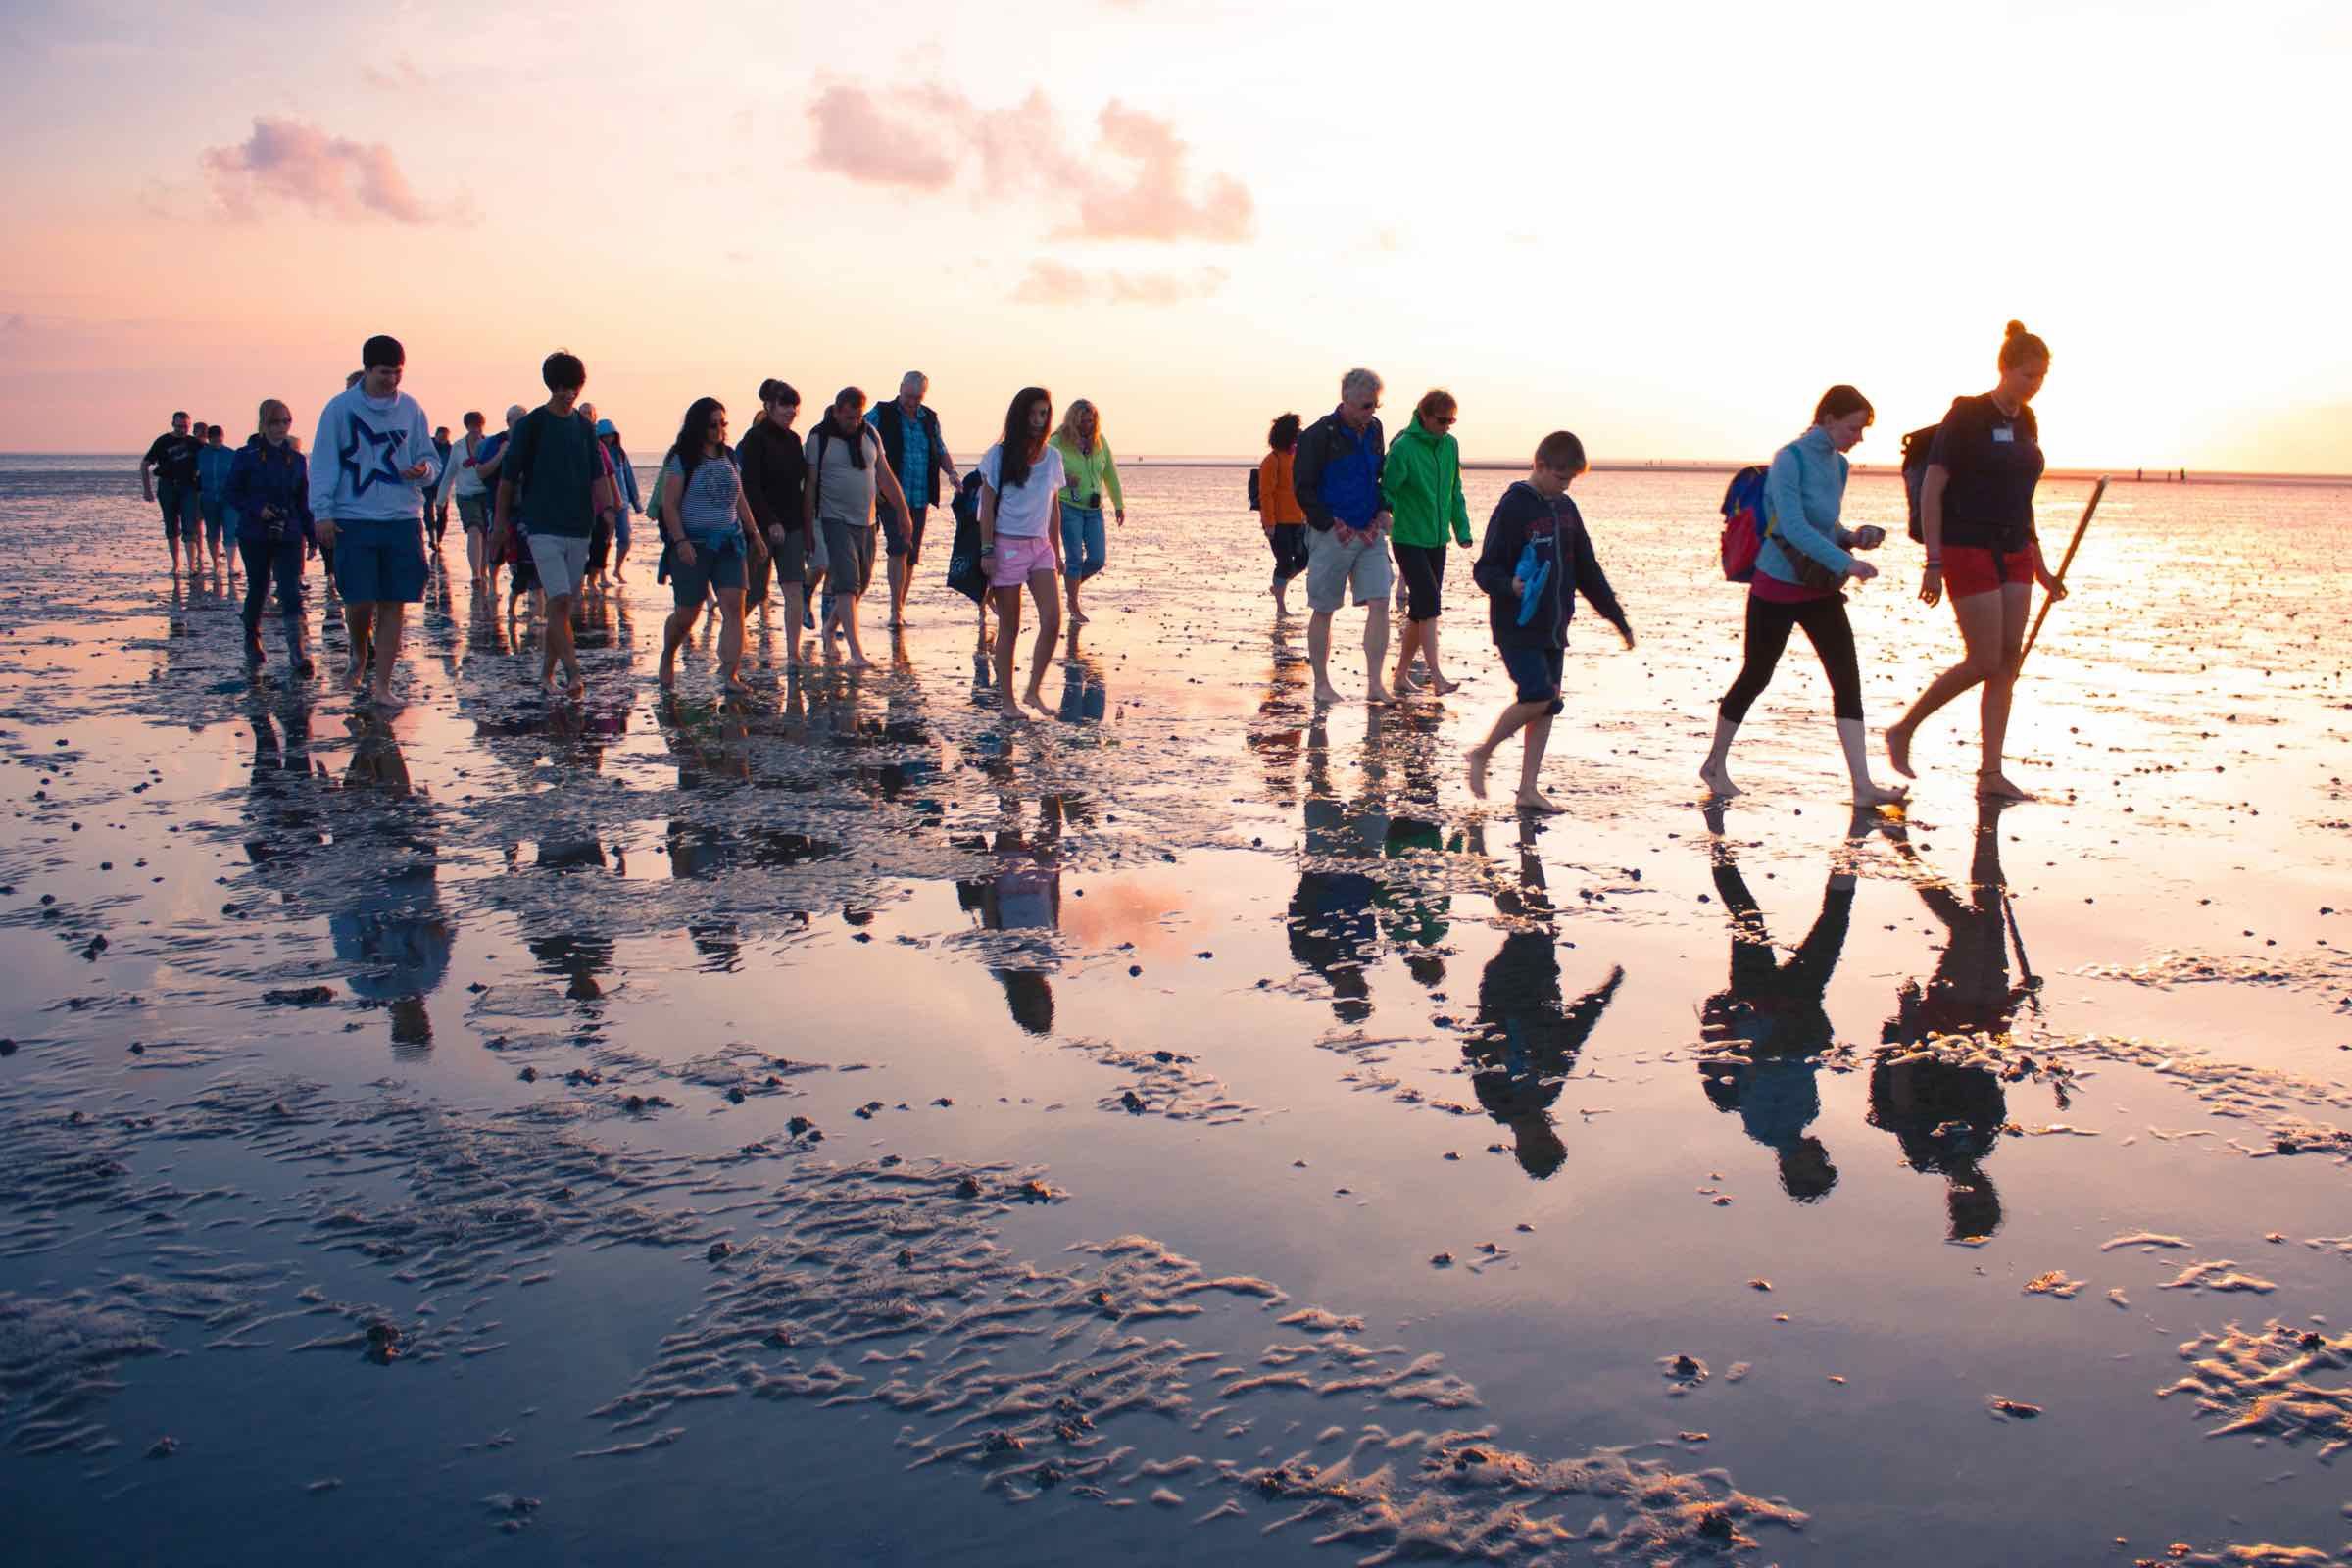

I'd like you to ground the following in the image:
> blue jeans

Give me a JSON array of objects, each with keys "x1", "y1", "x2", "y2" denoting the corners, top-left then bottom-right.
[
  {"x1": 1060, "y1": 503, "x2": 1106, "y2": 583},
  {"x1": 239, "y1": 533, "x2": 307, "y2": 651}
]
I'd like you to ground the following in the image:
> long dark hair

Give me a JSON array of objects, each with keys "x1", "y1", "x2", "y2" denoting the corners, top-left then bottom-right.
[
  {"x1": 1267, "y1": 412, "x2": 1302, "y2": 453},
  {"x1": 671, "y1": 398, "x2": 725, "y2": 481},
  {"x1": 997, "y1": 387, "x2": 1053, "y2": 490}
]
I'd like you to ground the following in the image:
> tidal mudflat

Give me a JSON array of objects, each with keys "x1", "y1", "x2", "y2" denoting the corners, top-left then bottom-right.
[{"x1": 2, "y1": 459, "x2": 2348, "y2": 1566}]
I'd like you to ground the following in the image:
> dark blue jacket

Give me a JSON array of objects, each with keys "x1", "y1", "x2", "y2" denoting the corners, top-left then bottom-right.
[
  {"x1": 1291, "y1": 410, "x2": 1385, "y2": 531},
  {"x1": 1472, "y1": 482, "x2": 1629, "y2": 651},
  {"x1": 225, "y1": 437, "x2": 315, "y2": 544},
  {"x1": 871, "y1": 400, "x2": 948, "y2": 507}
]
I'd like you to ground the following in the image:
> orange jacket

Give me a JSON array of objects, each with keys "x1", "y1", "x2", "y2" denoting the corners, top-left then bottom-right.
[{"x1": 1258, "y1": 449, "x2": 1305, "y2": 526}]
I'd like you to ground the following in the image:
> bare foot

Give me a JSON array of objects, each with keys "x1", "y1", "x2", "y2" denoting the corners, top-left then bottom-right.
[
  {"x1": 847, "y1": 653, "x2": 872, "y2": 670},
  {"x1": 1429, "y1": 675, "x2": 1460, "y2": 697},
  {"x1": 1886, "y1": 723, "x2": 1916, "y2": 779},
  {"x1": 371, "y1": 687, "x2": 406, "y2": 713},
  {"x1": 566, "y1": 678, "x2": 588, "y2": 702},
  {"x1": 346, "y1": 661, "x2": 368, "y2": 692},
  {"x1": 1977, "y1": 770, "x2": 2034, "y2": 801},
  {"x1": 1364, "y1": 685, "x2": 1394, "y2": 707},
  {"x1": 1698, "y1": 761, "x2": 1742, "y2": 799},
  {"x1": 1852, "y1": 780, "x2": 1908, "y2": 807},
  {"x1": 1465, "y1": 746, "x2": 1492, "y2": 799},
  {"x1": 1069, "y1": 608, "x2": 1089, "y2": 626},
  {"x1": 658, "y1": 662, "x2": 676, "y2": 689},
  {"x1": 724, "y1": 673, "x2": 752, "y2": 693},
  {"x1": 1022, "y1": 686, "x2": 1052, "y2": 714},
  {"x1": 1516, "y1": 790, "x2": 1567, "y2": 815},
  {"x1": 1312, "y1": 683, "x2": 1344, "y2": 706}
]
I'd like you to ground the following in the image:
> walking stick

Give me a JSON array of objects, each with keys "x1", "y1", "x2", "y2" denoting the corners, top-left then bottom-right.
[{"x1": 2018, "y1": 476, "x2": 2108, "y2": 666}]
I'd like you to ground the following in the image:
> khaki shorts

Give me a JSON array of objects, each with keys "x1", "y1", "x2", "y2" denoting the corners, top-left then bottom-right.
[{"x1": 1304, "y1": 525, "x2": 1395, "y2": 612}]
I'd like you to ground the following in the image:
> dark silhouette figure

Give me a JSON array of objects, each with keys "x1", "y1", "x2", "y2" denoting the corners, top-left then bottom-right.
[
  {"x1": 1695, "y1": 804, "x2": 1872, "y2": 1202},
  {"x1": 956, "y1": 795, "x2": 1068, "y2": 1036},
  {"x1": 1871, "y1": 799, "x2": 2031, "y2": 1242},
  {"x1": 1460, "y1": 820, "x2": 1623, "y2": 1179}
]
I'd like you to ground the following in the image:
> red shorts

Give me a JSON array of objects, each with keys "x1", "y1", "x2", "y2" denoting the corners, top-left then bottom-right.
[{"x1": 1942, "y1": 544, "x2": 2034, "y2": 600}]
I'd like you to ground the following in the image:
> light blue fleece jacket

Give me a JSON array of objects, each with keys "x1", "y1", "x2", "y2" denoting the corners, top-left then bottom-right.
[
  {"x1": 1756, "y1": 423, "x2": 1857, "y2": 585},
  {"x1": 309, "y1": 386, "x2": 440, "y2": 523}
]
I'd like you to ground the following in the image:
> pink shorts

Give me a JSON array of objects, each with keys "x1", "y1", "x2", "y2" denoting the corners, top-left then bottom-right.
[{"x1": 989, "y1": 531, "x2": 1057, "y2": 588}]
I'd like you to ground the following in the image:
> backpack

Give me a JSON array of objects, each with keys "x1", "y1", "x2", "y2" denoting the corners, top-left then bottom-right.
[
  {"x1": 1899, "y1": 421, "x2": 1941, "y2": 541},
  {"x1": 1718, "y1": 465, "x2": 1769, "y2": 582},
  {"x1": 1247, "y1": 466, "x2": 1261, "y2": 512},
  {"x1": 810, "y1": 418, "x2": 879, "y2": 519}
]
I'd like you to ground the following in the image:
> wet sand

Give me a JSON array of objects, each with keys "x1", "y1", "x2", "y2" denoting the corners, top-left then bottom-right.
[{"x1": 2, "y1": 461, "x2": 2349, "y2": 1565}]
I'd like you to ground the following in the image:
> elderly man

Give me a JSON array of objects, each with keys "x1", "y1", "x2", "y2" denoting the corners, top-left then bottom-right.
[
  {"x1": 1291, "y1": 367, "x2": 1395, "y2": 705},
  {"x1": 867, "y1": 371, "x2": 958, "y2": 628}
]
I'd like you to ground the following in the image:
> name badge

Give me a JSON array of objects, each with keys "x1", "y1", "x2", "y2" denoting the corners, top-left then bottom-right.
[{"x1": 1992, "y1": 425, "x2": 2015, "y2": 444}]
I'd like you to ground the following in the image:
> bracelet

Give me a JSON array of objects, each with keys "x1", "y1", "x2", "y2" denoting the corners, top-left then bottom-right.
[{"x1": 1924, "y1": 559, "x2": 1942, "y2": 568}]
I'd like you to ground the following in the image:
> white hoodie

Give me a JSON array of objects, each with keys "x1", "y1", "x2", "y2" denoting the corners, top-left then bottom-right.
[
  {"x1": 310, "y1": 385, "x2": 440, "y2": 523},
  {"x1": 434, "y1": 428, "x2": 492, "y2": 509}
]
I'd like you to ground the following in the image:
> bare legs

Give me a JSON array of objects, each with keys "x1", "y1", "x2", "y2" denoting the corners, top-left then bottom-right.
[
  {"x1": 713, "y1": 588, "x2": 748, "y2": 689},
  {"x1": 1391, "y1": 615, "x2": 1456, "y2": 698},
  {"x1": 989, "y1": 569, "x2": 1060, "y2": 716},
  {"x1": 1886, "y1": 582, "x2": 2032, "y2": 798},
  {"x1": 1466, "y1": 701, "x2": 1561, "y2": 813},
  {"x1": 1307, "y1": 599, "x2": 1393, "y2": 706},
  {"x1": 344, "y1": 601, "x2": 407, "y2": 709},
  {"x1": 823, "y1": 545, "x2": 870, "y2": 668},
  {"x1": 659, "y1": 599, "x2": 698, "y2": 688},
  {"x1": 887, "y1": 552, "x2": 910, "y2": 628},
  {"x1": 543, "y1": 592, "x2": 584, "y2": 698}
]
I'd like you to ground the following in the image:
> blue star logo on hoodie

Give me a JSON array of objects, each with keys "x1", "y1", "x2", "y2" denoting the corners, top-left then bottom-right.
[{"x1": 339, "y1": 413, "x2": 409, "y2": 498}]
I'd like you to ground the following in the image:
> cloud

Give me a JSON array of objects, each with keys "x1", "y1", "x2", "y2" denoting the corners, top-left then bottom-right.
[
  {"x1": 808, "y1": 85, "x2": 962, "y2": 190},
  {"x1": 198, "y1": 117, "x2": 432, "y2": 224},
  {"x1": 361, "y1": 55, "x2": 427, "y2": 93},
  {"x1": 1010, "y1": 262, "x2": 1229, "y2": 307},
  {"x1": 808, "y1": 84, "x2": 1251, "y2": 242}
]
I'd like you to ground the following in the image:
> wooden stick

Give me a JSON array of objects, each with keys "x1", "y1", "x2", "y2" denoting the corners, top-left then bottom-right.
[{"x1": 2019, "y1": 475, "x2": 2108, "y2": 666}]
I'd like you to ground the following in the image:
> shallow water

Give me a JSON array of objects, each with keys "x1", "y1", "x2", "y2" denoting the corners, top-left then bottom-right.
[{"x1": 3, "y1": 458, "x2": 2350, "y2": 1566}]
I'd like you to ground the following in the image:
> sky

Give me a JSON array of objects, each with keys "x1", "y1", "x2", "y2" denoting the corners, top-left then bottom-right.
[{"x1": 2, "y1": 0, "x2": 2347, "y2": 471}]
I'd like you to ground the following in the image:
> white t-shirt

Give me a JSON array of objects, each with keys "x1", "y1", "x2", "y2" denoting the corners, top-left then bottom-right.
[{"x1": 979, "y1": 442, "x2": 1065, "y2": 539}]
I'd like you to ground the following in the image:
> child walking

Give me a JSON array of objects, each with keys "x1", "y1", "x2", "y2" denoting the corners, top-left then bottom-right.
[{"x1": 1466, "y1": 431, "x2": 1634, "y2": 812}]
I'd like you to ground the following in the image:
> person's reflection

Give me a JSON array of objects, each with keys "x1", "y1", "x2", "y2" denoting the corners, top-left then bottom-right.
[
  {"x1": 1870, "y1": 799, "x2": 2030, "y2": 1243},
  {"x1": 1057, "y1": 643, "x2": 1106, "y2": 726},
  {"x1": 328, "y1": 715, "x2": 452, "y2": 1051},
  {"x1": 1288, "y1": 714, "x2": 1385, "y2": 1023},
  {"x1": 1249, "y1": 626, "x2": 1309, "y2": 808},
  {"x1": 1694, "y1": 804, "x2": 1876, "y2": 1203},
  {"x1": 241, "y1": 686, "x2": 319, "y2": 868},
  {"x1": 956, "y1": 794, "x2": 1066, "y2": 1035},
  {"x1": 1460, "y1": 819, "x2": 1623, "y2": 1179}
]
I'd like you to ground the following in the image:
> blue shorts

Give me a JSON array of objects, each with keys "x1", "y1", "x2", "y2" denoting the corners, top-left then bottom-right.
[
  {"x1": 1499, "y1": 646, "x2": 1564, "y2": 713},
  {"x1": 667, "y1": 536, "x2": 746, "y2": 607},
  {"x1": 332, "y1": 516, "x2": 428, "y2": 604}
]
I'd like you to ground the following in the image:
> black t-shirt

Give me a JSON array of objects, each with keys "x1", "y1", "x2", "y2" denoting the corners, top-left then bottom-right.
[
  {"x1": 504, "y1": 407, "x2": 600, "y2": 539},
  {"x1": 144, "y1": 431, "x2": 202, "y2": 487},
  {"x1": 1929, "y1": 395, "x2": 2043, "y2": 551}
]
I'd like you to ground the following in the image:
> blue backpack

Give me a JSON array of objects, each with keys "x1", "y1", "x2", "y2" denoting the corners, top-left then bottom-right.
[{"x1": 1718, "y1": 465, "x2": 1769, "y2": 582}]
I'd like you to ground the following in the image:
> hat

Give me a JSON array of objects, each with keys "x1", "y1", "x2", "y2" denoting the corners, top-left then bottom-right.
[{"x1": 594, "y1": 418, "x2": 616, "y2": 436}]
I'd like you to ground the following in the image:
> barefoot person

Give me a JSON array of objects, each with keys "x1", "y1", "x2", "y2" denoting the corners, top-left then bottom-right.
[
  {"x1": 976, "y1": 386, "x2": 1065, "y2": 716},
  {"x1": 226, "y1": 399, "x2": 314, "y2": 673},
  {"x1": 1886, "y1": 321, "x2": 2066, "y2": 800},
  {"x1": 739, "y1": 379, "x2": 811, "y2": 659},
  {"x1": 309, "y1": 335, "x2": 439, "y2": 710},
  {"x1": 1293, "y1": 368, "x2": 1395, "y2": 704},
  {"x1": 1380, "y1": 388, "x2": 1473, "y2": 698},
  {"x1": 657, "y1": 397, "x2": 760, "y2": 693},
  {"x1": 1259, "y1": 412, "x2": 1308, "y2": 615},
  {"x1": 1698, "y1": 385, "x2": 1904, "y2": 805},
  {"x1": 804, "y1": 387, "x2": 913, "y2": 668},
  {"x1": 492, "y1": 351, "x2": 615, "y2": 700},
  {"x1": 434, "y1": 411, "x2": 495, "y2": 580},
  {"x1": 1465, "y1": 431, "x2": 1633, "y2": 813},
  {"x1": 1048, "y1": 398, "x2": 1123, "y2": 627},
  {"x1": 139, "y1": 411, "x2": 205, "y2": 575},
  {"x1": 197, "y1": 424, "x2": 238, "y2": 577},
  {"x1": 867, "y1": 371, "x2": 958, "y2": 628}
]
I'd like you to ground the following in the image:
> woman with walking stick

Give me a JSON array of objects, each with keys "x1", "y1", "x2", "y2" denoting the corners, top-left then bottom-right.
[{"x1": 1886, "y1": 321, "x2": 2067, "y2": 800}]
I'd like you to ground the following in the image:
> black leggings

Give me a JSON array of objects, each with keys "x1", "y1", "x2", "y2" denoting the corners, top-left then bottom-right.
[
  {"x1": 1267, "y1": 523, "x2": 1308, "y2": 584},
  {"x1": 1719, "y1": 592, "x2": 1862, "y2": 723},
  {"x1": 1393, "y1": 542, "x2": 1446, "y2": 620}
]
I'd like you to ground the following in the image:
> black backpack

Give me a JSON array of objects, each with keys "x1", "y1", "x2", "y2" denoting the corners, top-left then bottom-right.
[
  {"x1": 1247, "y1": 466, "x2": 1261, "y2": 512},
  {"x1": 1899, "y1": 410, "x2": 1954, "y2": 541}
]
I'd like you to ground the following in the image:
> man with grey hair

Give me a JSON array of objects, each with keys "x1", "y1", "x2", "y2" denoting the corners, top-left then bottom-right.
[
  {"x1": 1291, "y1": 368, "x2": 1395, "y2": 704},
  {"x1": 868, "y1": 370, "x2": 958, "y2": 628}
]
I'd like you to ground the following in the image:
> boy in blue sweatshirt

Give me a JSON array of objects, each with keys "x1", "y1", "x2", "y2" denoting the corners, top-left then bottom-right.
[
  {"x1": 1465, "y1": 431, "x2": 1634, "y2": 813},
  {"x1": 309, "y1": 334, "x2": 439, "y2": 710}
]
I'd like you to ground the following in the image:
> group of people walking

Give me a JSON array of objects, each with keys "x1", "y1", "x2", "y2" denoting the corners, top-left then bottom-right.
[
  {"x1": 142, "y1": 318, "x2": 2063, "y2": 805},
  {"x1": 1257, "y1": 320, "x2": 2063, "y2": 808}
]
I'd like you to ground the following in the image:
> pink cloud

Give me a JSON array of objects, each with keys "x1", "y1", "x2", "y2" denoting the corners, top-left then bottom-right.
[
  {"x1": 1010, "y1": 262, "x2": 1228, "y2": 307},
  {"x1": 1064, "y1": 102, "x2": 1253, "y2": 243},
  {"x1": 808, "y1": 83, "x2": 1251, "y2": 243},
  {"x1": 198, "y1": 117, "x2": 431, "y2": 224},
  {"x1": 1011, "y1": 261, "x2": 1092, "y2": 306},
  {"x1": 808, "y1": 85, "x2": 962, "y2": 190}
]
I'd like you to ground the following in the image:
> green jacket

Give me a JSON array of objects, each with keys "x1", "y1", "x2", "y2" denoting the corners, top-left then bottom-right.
[{"x1": 1379, "y1": 420, "x2": 1471, "y2": 547}]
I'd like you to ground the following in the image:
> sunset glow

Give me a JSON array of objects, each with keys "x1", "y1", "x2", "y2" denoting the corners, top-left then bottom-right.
[{"x1": 4, "y1": 0, "x2": 2347, "y2": 471}]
